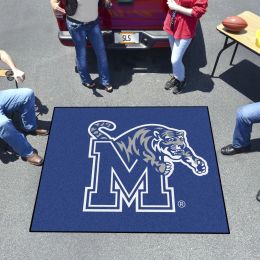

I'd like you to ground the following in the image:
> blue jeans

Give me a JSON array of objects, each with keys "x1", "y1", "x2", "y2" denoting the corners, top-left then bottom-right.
[
  {"x1": 168, "y1": 35, "x2": 192, "y2": 82},
  {"x1": 67, "y1": 18, "x2": 110, "y2": 86},
  {"x1": 233, "y1": 102, "x2": 260, "y2": 148},
  {"x1": 0, "y1": 88, "x2": 37, "y2": 157}
]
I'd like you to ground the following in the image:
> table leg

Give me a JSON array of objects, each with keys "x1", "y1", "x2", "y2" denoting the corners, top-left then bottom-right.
[
  {"x1": 211, "y1": 37, "x2": 236, "y2": 77},
  {"x1": 230, "y1": 43, "x2": 239, "y2": 65}
]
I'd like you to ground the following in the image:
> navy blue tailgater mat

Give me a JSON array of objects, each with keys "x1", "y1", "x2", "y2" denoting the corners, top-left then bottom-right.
[{"x1": 30, "y1": 107, "x2": 229, "y2": 233}]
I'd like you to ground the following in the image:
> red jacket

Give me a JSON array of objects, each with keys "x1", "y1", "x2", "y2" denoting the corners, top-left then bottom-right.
[{"x1": 163, "y1": 0, "x2": 208, "y2": 39}]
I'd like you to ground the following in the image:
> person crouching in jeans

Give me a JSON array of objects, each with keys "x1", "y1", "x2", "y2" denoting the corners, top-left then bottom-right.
[
  {"x1": 163, "y1": 0, "x2": 208, "y2": 94},
  {"x1": 221, "y1": 102, "x2": 260, "y2": 155},
  {"x1": 50, "y1": 0, "x2": 113, "y2": 93},
  {"x1": 0, "y1": 50, "x2": 48, "y2": 166}
]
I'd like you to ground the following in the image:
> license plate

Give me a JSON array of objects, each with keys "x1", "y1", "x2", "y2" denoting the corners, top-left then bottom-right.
[{"x1": 114, "y1": 32, "x2": 139, "y2": 44}]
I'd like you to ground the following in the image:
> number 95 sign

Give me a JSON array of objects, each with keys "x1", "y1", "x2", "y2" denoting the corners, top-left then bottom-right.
[{"x1": 114, "y1": 32, "x2": 140, "y2": 44}]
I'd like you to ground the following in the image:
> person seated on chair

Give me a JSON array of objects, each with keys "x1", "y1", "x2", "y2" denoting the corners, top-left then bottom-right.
[
  {"x1": 0, "y1": 50, "x2": 48, "y2": 166},
  {"x1": 221, "y1": 102, "x2": 260, "y2": 155}
]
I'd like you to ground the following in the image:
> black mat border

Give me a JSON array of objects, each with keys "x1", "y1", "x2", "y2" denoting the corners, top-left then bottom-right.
[{"x1": 30, "y1": 106, "x2": 230, "y2": 234}]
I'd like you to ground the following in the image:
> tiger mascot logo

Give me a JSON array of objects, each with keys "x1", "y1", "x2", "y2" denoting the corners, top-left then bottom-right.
[{"x1": 88, "y1": 120, "x2": 208, "y2": 177}]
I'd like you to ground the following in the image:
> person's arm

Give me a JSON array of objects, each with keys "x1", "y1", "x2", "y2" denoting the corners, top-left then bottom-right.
[
  {"x1": 50, "y1": 0, "x2": 66, "y2": 14},
  {"x1": 167, "y1": 0, "x2": 208, "y2": 18},
  {"x1": 0, "y1": 50, "x2": 25, "y2": 83},
  {"x1": 167, "y1": 0, "x2": 193, "y2": 16}
]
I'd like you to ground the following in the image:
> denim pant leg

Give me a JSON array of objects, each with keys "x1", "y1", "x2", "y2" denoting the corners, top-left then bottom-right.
[
  {"x1": 232, "y1": 102, "x2": 260, "y2": 148},
  {"x1": 88, "y1": 22, "x2": 110, "y2": 86},
  {"x1": 0, "y1": 88, "x2": 37, "y2": 132},
  {"x1": 67, "y1": 19, "x2": 93, "y2": 84},
  {"x1": 0, "y1": 114, "x2": 33, "y2": 157},
  {"x1": 0, "y1": 89, "x2": 35, "y2": 157},
  {"x1": 18, "y1": 89, "x2": 37, "y2": 132},
  {"x1": 168, "y1": 35, "x2": 174, "y2": 49},
  {"x1": 168, "y1": 35, "x2": 191, "y2": 81}
]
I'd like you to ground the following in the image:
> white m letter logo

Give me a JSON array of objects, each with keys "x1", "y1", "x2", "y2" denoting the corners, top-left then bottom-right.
[{"x1": 83, "y1": 140, "x2": 175, "y2": 213}]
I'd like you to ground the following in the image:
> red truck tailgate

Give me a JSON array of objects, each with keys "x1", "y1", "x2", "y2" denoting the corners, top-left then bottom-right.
[
  {"x1": 57, "y1": 0, "x2": 169, "y2": 48},
  {"x1": 100, "y1": 0, "x2": 168, "y2": 30}
]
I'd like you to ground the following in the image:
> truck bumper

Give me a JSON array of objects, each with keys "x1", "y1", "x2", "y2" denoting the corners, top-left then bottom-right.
[{"x1": 58, "y1": 30, "x2": 169, "y2": 49}]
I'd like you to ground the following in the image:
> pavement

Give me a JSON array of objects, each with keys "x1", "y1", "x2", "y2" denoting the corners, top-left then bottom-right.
[{"x1": 0, "y1": 0, "x2": 259, "y2": 259}]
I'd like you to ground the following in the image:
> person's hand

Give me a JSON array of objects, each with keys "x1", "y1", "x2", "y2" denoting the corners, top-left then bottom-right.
[
  {"x1": 104, "y1": 0, "x2": 112, "y2": 8},
  {"x1": 50, "y1": 0, "x2": 66, "y2": 14},
  {"x1": 12, "y1": 68, "x2": 25, "y2": 83},
  {"x1": 167, "y1": 0, "x2": 180, "y2": 11}
]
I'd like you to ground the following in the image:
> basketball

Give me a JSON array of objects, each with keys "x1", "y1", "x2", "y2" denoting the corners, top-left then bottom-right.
[{"x1": 222, "y1": 16, "x2": 248, "y2": 32}]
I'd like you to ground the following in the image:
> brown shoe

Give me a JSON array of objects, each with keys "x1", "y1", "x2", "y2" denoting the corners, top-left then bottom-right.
[
  {"x1": 25, "y1": 153, "x2": 44, "y2": 166},
  {"x1": 32, "y1": 128, "x2": 49, "y2": 136}
]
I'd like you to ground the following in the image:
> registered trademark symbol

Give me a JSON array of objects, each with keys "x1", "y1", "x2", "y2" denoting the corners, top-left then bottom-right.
[{"x1": 178, "y1": 200, "x2": 186, "y2": 208}]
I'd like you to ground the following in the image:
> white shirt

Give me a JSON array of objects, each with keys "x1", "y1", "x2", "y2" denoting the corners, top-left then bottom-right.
[{"x1": 69, "y1": 0, "x2": 99, "y2": 23}]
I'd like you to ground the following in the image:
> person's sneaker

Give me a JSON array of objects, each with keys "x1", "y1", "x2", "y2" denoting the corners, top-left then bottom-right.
[
  {"x1": 164, "y1": 76, "x2": 176, "y2": 90},
  {"x1": 172, "y1": 79, "x2": 186, "y2": 94}
]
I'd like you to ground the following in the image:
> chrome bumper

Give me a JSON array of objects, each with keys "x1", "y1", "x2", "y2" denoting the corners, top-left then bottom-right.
[{"x1": 58, "y1": 30, "x2": 169, "y2": 49}]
